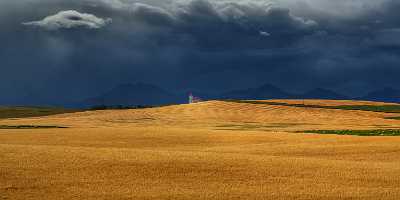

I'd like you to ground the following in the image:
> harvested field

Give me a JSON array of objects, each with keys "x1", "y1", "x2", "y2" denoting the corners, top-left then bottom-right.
[{"x1": 1, "y1": 100, "x2": 400, "y2": 200}]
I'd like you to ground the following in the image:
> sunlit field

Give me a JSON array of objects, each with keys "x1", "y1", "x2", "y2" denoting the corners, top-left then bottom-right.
[{"x1": 1, "y1": 100, "x2": 400, "y2": 200}]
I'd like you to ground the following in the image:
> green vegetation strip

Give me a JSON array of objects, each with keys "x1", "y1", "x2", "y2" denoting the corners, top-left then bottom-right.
[
  {"x1": 224, "y1": 100, "x2": 400, "y2": 114},
  {"x1": 298, "y1": 129, "x2": 400, "y2": 136},
  {"x1": 0, "y1": 107, "x2": 81, "y2": 119},
  {"x1": 0, "y1": 125, "x2": 67, "y2": 129},
  {"x1": 385, "y1": 116, "x2": 400, "y2": 120},
  {"x1": 216, "y1": 123, "x2": 310, "y2": 131}
]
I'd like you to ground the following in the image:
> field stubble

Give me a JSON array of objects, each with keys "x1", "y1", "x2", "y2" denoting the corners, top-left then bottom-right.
[{"x1": 1, "y1": 100, "x2": 400, "y2": 200}]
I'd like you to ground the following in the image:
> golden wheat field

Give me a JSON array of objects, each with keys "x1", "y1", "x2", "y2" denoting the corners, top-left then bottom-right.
[{"x1": 1, "y1": 100, "x2": 400, "y2": 200}]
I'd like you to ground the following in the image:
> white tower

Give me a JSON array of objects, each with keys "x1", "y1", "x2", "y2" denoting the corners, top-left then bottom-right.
[{"x1": 189, "y1": 93, "x2": 194, "y2": 104}]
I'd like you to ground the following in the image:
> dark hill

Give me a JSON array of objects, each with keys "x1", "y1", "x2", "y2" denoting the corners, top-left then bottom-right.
[
  {"x1": 82, "y1": 83, "x2": 181, "y2": 107},
  {"x1": 298, "y1": 88, "x2": 349, "y2": 100},
  {"x1": 220, "y1": 83, "x2": 292, "y2": 100},
  {"x1": 359, "y1": 87, "x2": 400, "y2": 103}
]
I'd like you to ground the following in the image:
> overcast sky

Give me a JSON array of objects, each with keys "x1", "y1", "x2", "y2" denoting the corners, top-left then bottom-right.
[{"x1": 1, "y1": 0, "x2": 400, "y2": 104}]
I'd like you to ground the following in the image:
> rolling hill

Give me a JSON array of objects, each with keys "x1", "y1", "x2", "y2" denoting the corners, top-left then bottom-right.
[{"x1": 1, "y1": 99, "x2": 400, "y2": 199}]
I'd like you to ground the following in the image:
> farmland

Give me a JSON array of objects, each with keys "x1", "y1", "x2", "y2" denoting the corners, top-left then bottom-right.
[{"x1": 1, "y1": 100, "x2": 400, "y2": 200}]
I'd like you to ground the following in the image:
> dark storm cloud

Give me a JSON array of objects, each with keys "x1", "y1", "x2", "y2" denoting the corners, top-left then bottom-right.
[
  {"x1": 1, "y1": 0, "x2": 400, "y2": 105},
  {"x1": 91, "y1": 0, "x2": 317, "y2": 49}
]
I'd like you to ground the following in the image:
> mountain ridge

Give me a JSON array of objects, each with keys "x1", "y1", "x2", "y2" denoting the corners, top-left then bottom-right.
[{"x1": 60, "y1": 83, "x2": 400, "y2": 107}]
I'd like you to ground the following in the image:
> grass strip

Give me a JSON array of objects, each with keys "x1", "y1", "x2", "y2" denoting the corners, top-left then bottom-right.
[
  {"x1": 385, "y1": 116, "x2": 400, "y2": 120},
  {"x1": 0, "y1": 125, "x2": 67, "y2": 129},
  {"x1": 297, "y1": 129, "x2": 400, "y2": 136},
  {"x1": 0, "y1": 107, "x2": 82, "y2": 119}
]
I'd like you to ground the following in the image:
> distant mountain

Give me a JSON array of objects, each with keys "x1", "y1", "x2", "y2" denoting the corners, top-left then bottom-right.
[
  {"x1": 297, "y1": 88, "x2": 349, "y2": 100},
  {"x1": 220, "y1": 83, "x2": 293, "y2": 100},
  {"x1": 8, "y1": 82, "x2": 400, "y2": 108},
  {"x1": 77, "y1": 82, "x2": 400, "y2": 108},
  {"x1": 81, "y1": 83, "x2": 182, "y2": 107},
  {"x1": 359, "y1": 87, "x2": 400, "y2": 103},
  {"x1": 219, "y1": 84, "x2": 350, "y2": 100}
]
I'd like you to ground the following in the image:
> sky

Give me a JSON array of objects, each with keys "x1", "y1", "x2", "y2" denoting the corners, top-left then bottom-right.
[{"x1": 1, "y1": 0, "x2": 400, "y2": 104}]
